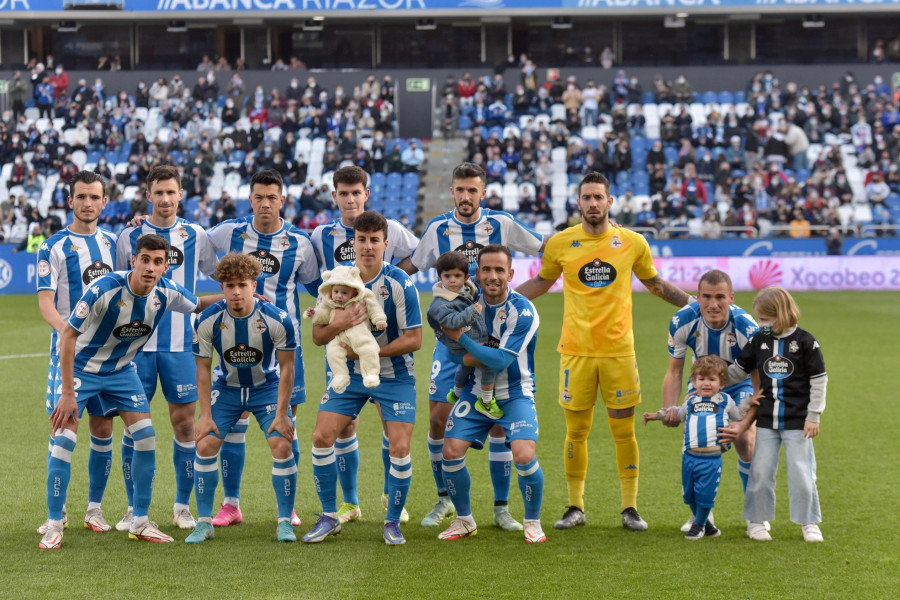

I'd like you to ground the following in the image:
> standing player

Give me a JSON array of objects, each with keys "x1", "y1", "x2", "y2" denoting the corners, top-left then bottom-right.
[
  {"x1": 517, "y1": 172, "x2": 691, "y2": 531},
  {"x1": 207, "y1": 169, "x2": 321, "y2": 527},
  {"x1": 115, "y1": 165, "x2": 218, "y2": 531},
  {"x1": 187, "y1": 253, "x2": 298, "y2": 544},
  {"x1": 662, "y1": 269, "x2": 761, "y2": 532},
  {"x1": 408, "y1": 162, "x2": 545, "y2": 530},
  {"x1": 309, "y1": 165, "x2": 419, "y2": 525},
  {"x1": 42, "y1": 234, "x2": 220, "y2": 549},
  {"x1": 37, "y1": 171, "x2": 117, "y2": 535},
  {"x1": 302, "y1": 211, "x2": 421, "y2": 545},
  {"x1": 437, "y1": 245, "x2": 547, "y2": 544}
]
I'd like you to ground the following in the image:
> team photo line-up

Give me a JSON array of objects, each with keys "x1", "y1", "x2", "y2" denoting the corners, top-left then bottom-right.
[{"x1": 36, "y1": 161, "x2": 827, "y2": 549}]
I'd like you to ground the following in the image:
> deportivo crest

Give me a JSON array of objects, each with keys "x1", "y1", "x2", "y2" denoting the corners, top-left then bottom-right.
[
  {"x1": 726, "y1": 332, "x2": 737, "y2": 346},
  {"x1": 177, "y1": 228, "x2": 189, "y2": 241},
  {"x1": 378, "y1": 285, "x2": 389, "y2": 300},
  {"x1": 278, "y1": 236, "x2": 290, "y2": 250},
  {"x1": 610, "y1": 235, "x2": 622, "y2": 249},
  {"x1": 255, "y1": 319, "x2": 267, "y2": 333},
  {"x1": 152, "y1": 296, "x2": 161, "y2": 310},
  {"x1": 101, "y1": 237, "x2": 111, "y2": 248},
  {"x1": 561, "y1": 388, "x2": 572, "y2": 403},
  {"x1": 789, "y1": 341, "x2": 799, "y2": 353},
  {"x1": 482, "y1": 223, "x2": 494, "y2": 235},
  {"x1": 429, "y1": 380, "x2": 437, "y2": 395},
  {"x1": 498, "y1": 308, "x2": 507, "y2": 323}
]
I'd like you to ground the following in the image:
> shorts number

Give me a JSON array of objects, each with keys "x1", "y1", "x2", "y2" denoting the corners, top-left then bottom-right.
[
  {"x1": 453, "y1": 400, "x2": 471, "y2": 419},
  {"x1": 431, "y1": 360, "x2": 442, "y2": 380},
  {"x1": 210, "y1": 389, "x2": 219, "y2": 406}
]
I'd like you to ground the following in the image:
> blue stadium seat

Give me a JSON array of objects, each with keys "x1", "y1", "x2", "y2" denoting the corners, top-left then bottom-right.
[
  {"x1": 460, "y1": 104, "x2": 475, "y2": 117},
  {"x1": 457, "y1": 115, "x2": 473, "y2": 131},
  {"x1": 701, "y1": 91, "x2": 717, "y2": 104},
  {"x1": 664, "y1": 146, "x2": 679, "y2": 166},
  {"x1": 386, "y1": 172, "x2": 403, "y2": 190},
  {"x1": 641, "y1": 92, "x2": 656, "y2": 104},
  {"x1": 86, "y1": 150, "x2": 102, "y2": 164},
  {"x1": 402, "y1": 172, "x2": 419, "y2": 188},
  {"x1": 105, "y1": 150, "x2": 119, "y2": 164},
  {"x1": 232, "y1": 149, "x2": 246, "y2": 163},
  {"x1": 734, "y1": 91, "x2": 747, "y2": 103},
  {"x1": 718, "y1": 91, "x2": 734, "y2": 104},
  {"x1": 886, "y1": 193, "x2": 900, "y2": 212},
  {"x1": 631, "y1": 137, "x2": 647, "y2": 153},
  {"x1": 235, "y1": 199, "x2": 251, "y2": 218}
]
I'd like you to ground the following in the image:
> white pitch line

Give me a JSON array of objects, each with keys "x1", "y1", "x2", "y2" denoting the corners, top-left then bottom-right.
[{"x1": 0, "y1": 353, "x2": 45, "y2": 360}]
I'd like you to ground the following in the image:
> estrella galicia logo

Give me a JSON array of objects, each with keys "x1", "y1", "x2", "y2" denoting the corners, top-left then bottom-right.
[
  {"x1": 335, "y1": 239, "x2": 355, "y2": 263},
  {"x1": 167, "y1": 247, "x2": 185, "y2": 267},
  {"x1": 113, "y1": 320, "x2": 152, "y2": 339},
  {"x1": 691, "y1": 401, "x2": 719, "y2": 414},
  {"x1": 577, "y1": 258, "x2": 616, "y2": 288},
  {"x1": 82, "y1": 260, "x2": 112, "y2": 284},
  {"x1": 248, "y1": 250, "x2": 280, "y2": 275},
  {"x1": 224, "y1": 343, "x2": 263, "y2": 366},
  {"x1": 763, "y1": 355, "x2": 794, "y2": 380},
  {"x1": 454, "y1": 240, "x2": 483, "y2": 264}
]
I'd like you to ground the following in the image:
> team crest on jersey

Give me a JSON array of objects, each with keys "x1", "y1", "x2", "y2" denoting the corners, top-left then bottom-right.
[
  {"x1": 482, "y1": 223, "x2": 494, "y2": 235},
  {"x1": 82, "y1": 260, "x2": 112, "y2": 285},
  {"x1": 561, "y1": 388, "x2": 572, "y2": 403},
  {"x1": 114, "y1": 320, "x2": 152, "y2": 339},
  {"x1": 225, "y1": 343, "x2": 263, "y2": 365},
  {"x1": 455, "y1": 240, "x2": 484, "y2": 263},
  {"x1": 38, "y1": 260, "x2": 51, "y2": 277},
  {"x1": 789, "y1": 341, "x2": 799, "y2": 353},
  {"x1": 177, "y1": 228, "x2": 189, "y2": 241},
  {"x1": 498, "y1": 308, "x2": 507, "y2": 323},
  {"x1": 726, "y1": 332, "x2": 737, "y2": 346},
  {"x1": 429, "y1": 379, "x2": 437, "y2": 395},
  {"x1": 152, "y1": 296, "x2": 161, "y2": 310},
  {"x1": 445, "y1": 416, "x2": 454, "y2": 431},
  {"x1": 610, "y1": 235, "x2": 622, "y2": 249},
  {"x1": 578, "y1": 258, "x2": 616, "y2": 288},
  {"x1": 763, "y1": 355, "x2": 794, "y2": 380},
  {"x1": 378, "y1": 285, "x2": 389, "y2": 300},
  {"x1": 249, "y1": 249, "x2": 281, "y2": 275},
  {"x1": 255, "y1": 319, "x2": 267, "y2": 333},
  {"x1": 101, "y1": 237, "x2": 111, "y2": 248},
  {"x1": 74, "y1": 301, "x2": 90, "y2": 319},
  {"x1": 278, "y1": 236, "x2": 290, "y2": 250},
  {"x1": 192, "y1": 331, "x2": 199, "y2": 345}
]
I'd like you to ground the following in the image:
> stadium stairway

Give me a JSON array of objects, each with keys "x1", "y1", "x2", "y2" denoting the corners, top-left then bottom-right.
[{"x1": 420, "y1": 137, "x2": 468, "y2": 226}]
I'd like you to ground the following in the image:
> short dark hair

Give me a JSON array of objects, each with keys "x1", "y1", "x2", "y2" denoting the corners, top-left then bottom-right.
[
  {"x1": 250, "y1": 169, "x2": 284, "y2": 193},
  {"x1": 69, "y1": 170, "x2": 107, "y2": 199},
  {"x1": 577, "y1": 171, "x2": 611, "y2": 196},
  {"x1": 478, "y1": 244, "x2": 512, "y2": 267},
  {"x1": 435, "y1": 251, "x2": 469, "y2": 276},
  {"x1": 333, "y1": 165, "x2": 369, "y2": 189},
  {"x1": 698, "y1": 269, "x2": 733, "y2": 293},
  {"x1": 353, "y1": 210, "x2": 388, "y2": 238},
  {"x1": 452, "y1": 162, "x2": 487, "y2": 186},
  {"x1": 135, "y1": 233, "x2": 170, "y2": 256},
  {"x1": 147, "y1": 164, "x2": 181, "y2": 191}
]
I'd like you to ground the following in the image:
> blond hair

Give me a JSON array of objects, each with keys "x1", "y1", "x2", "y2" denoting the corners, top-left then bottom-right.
[{"x1": 752, "y1": 286, "x2": 800, "y2": 334}]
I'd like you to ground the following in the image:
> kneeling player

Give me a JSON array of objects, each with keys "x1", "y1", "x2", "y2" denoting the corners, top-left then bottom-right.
[{"x1": 187, "y1": 253, "x2": 299, "y2": 544}]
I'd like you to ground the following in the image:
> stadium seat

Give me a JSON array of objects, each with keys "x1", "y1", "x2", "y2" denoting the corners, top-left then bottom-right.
[{"x1": 718, "y1": 91, "x2": 734, "y2": 104}]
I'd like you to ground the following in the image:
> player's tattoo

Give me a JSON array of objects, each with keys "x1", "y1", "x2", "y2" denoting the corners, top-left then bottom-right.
[{"x1": 640, "y1": 275, "x2": 691, "y2": 308}]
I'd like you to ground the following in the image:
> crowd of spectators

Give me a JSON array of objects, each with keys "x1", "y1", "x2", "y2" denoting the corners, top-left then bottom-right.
[
  {"x1": 444, "y1": 60, "x2": 900, "y2": 239},
  {"x1": 1, "y1": 63, "x2": 426, "y2": 244}
]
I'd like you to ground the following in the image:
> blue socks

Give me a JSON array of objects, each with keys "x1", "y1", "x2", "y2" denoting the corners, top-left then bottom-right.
[
  {"x1": 385, "y1": 455, "x2": 411, "y2": 522},
  {"x1": 194, "y1": 454, "x2": 219, "y2": 519},
  {"x1": 489, "y1": 436, "x2": 512, "y2": 504},
  {"x1": 427, "y1": 434, "x2": 447, "y2": 496},
  {"x1": 128, "y1": 419, "x2": 156, "y2": 519},
  {"x1": 515, "y1": 457, "x2": 544, "y2": 521},
  {"x1": 694, "y1": 505, "x2": 712, "y2": 528},
  {"x1": 272, "y1": 456, "x2": 297, "y2": 520},
  {"x1": 220, "y1": 417, "x2": 249, "y2": 503},
  {"x1": 173, "y1": 438, "x2": 195, "y2": 507},
  {"x1": 47, "y1": 429, "x2": 77, "y2": 520},
  {"x1": 442, "y1": 457, "x2": 471, "y2": 518},
  {"x1": 311, "y1": 445, "x2": 338, "y2": 514},
  {"x1": 335, "y1": 435, "x2": 360, "y2": 506},
  {"x1": 737, "y1": 458, "x2": 752, "y2": 494},
  {"x1": 88, "y1": 434, "x2": 113, "y2": 505},
  {"x1": 121, "y1": 430, "x2": 134, "y2": 508}
]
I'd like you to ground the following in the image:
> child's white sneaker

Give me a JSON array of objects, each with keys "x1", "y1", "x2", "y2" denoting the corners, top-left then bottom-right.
[
  {"x1": 802, "y1": 523, "x2": 824, "y2": 542},
  {"x1": 747, "y1": 522, "x2": 772, "y2": 541}
]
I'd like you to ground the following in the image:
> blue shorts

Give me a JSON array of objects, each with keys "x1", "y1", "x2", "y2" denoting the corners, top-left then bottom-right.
[
  {"x1": 290, "y1": 348, "x2": 306, "y2": 406},
  {"x1": 428, "y1": 341, "x2": 474, "y2": 403},
  {"x1": 133, "y1": 350, "x2": 198, "y2": 405},
  {"x1": 319, "y1": 374, "x2": 416, "y2": 424},
  {"x1": 682, "y1": 452, "x2": 723, "y2": 509},
  {"x1": 72, "y1": 367, "x2": 149, "y2": 417},
  {"x1": 209, "y1": 383, "x2": 287, "y2": 439},
  {"x1": 444, "y1": 391, "x2": 539, "y2": 451}
]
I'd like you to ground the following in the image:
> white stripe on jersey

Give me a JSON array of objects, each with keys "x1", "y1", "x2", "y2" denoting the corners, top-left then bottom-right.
[
  {"x1": 475, "y1": 291, "x2": 539, "y2": 400},
  {"x1": 194, "y1": 299, "x2": 297, "y2": 389},
  {"x1": 412, "y1": 208, "x2": 543, "y2": 276},
  {"x1": 310, "y1": 218, "x2": 419, "y2": 271},
  {"x1": 117, "y1": 218, "x2": 218, "y2": 352},
  {"x1": 682, "y1": 392, "x2": 742, "y2": 451},
  {"x1": 68, "y1": 272, "x2": 198, "y2": 374}
]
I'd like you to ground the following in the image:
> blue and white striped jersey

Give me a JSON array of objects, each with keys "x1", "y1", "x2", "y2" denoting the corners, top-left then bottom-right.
[
  {"x1": 474, "y1": 290, "x2": 539, "y2": 400},
  {"x1": 116, "y1": 218, "x2": 218, "y2": 352},
  {"x1": 310, "y1": 218, "x2": 419, "y2": 270},
  {"x1": 337, "y1": 262, "x2": 421, "y2": 381},
  {"x1": 193, "y1": 299, "x2": 298, "y2": 389},
  {"x1": 677, "y1": 392, "x2": 744, "y2": 452},
  {"x1": 668, "y1": 302, "x2": 758, "y2": 397},
  {"x1": 208, "y1": 218, "x2": 321, "y2": 331},
  {"x1": 37, "y1": 226, "x2": 117, "y2": 354},
  {"x1": 67, "y1": 272, "x2": 198, "y2": 374},
  {"x1": 411, "y1": 208, "x2": 543, "y2": 277}
]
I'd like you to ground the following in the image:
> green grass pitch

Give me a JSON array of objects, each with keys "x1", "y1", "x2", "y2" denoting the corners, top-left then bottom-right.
[{"x1": 0, "y1": 291, "x2": 897, "y2": 599}]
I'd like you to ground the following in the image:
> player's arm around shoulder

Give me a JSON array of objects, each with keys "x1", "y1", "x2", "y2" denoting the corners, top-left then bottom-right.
[{"x1": 638, "y1": 273, "x2": 692, "y2": 308}]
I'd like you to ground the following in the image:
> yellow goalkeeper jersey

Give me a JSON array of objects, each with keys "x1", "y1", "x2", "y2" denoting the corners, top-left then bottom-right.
[{"x1": 539, "y1": 223, "x2": 657, "y2": 357}]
